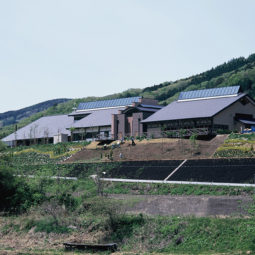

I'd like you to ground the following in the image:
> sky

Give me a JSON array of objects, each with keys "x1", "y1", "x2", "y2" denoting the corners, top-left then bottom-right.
[{"x1": 0, "y1": 0, "x2": 255, "y2": 113}]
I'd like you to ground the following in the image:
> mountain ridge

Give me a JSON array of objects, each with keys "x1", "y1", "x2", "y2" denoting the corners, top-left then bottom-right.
[{"x1": 0, "y1": 98, "x2": 71, "y2": 127}]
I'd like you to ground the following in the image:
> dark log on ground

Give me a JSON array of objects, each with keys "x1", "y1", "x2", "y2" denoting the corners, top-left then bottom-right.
[{"x1": 63, "y1": 242, "x2": 118, "y2": 252}]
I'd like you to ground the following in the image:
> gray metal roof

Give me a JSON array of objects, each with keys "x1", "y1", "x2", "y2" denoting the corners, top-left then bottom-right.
[
  {"x1": 77, "y1": 97, "x2": 141, "y2": 110},
  {"x1": 68, "y1": 110, "x2": 93, "y2": 116},
  {"x1": 140, "y1": 104, "x2": 163, "y2": 109},
  {"x1": 2, "y1": 115, "x2": 74, "y2": 142},
  {"x1": 178, "y1": 86, "x2": 240, "y2": 101},
  {"x1": 136, "y1": 107, "x2": 160, "y2": 112},
  {"x1": 238, "y1": 119, "x2": 255, "y2": 125},
  {"x1": 121, "y1": 103, "x2": 164, "y2": 114},
  {"x1": 72, "y1": 107, "x2": 125, "y2": 128},
  {"x1": 142, "y1": 93, "x2": 246, "y2": 123}
]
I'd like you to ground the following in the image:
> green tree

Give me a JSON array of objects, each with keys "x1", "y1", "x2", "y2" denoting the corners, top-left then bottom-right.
[
  {"x1": 0, "y1": 164, "x2": 38, "y2": 214},
  {"x1": 69, "y1": 127, "x2": 75, "y2": 142},
  {"x1": 189, "y1": 134, "x2": 198, "y2": 155}
]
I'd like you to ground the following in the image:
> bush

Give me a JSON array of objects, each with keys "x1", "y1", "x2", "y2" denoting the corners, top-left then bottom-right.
[
  {"x1": 165, "y1": 131, "x2": 176, "y2": 138},
  {"x1": 215, "y1": 146, "x2": 254, "y2": 158},
  {"x1": 52, "y1": 143, "x2": 69, "y2": 155},
  {"x1": 82, "y1": 197, "x2": 125, "y2": 232},
  {"x1": 0, "y1": 164, "x2": 43, "y2": 214},
  {"x1": 25, "y1": 217, "x2": 70, "y2": 234},
  {"x1": 216, "y1": 129, "x2": 232, "y2": 134},
  {"x1": 228, "y1": 132, "x2": 255, "y2": 140},
  {"x1": 136, "y1": 135, "x2": 147, "y2": 141},
  {"x1": 57, "y1": 193, "x2": 81, "y2": 210},
  {"x1": 0, "y1": 141, "x2": 7, "y2": 152}
]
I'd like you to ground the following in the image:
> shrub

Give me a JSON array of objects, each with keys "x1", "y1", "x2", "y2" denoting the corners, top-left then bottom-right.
[
  {"x1": 165, "y1": 131, "x2": 176, "y2": 138},
  {"x1": 0, "y1": 165, "x2": 42, "y2": 214},
  {"x1": 0, "y1": 141, "x2": 7, "y2": 152},
  {"x1": 136, "y1": 135, "x2": 147, "y2": 141},
  {"x1": 57, "y1": 193, "x2": 80, "y2": 210},
  {"x1": 214, "y1": 146, "x2": 254, "y2": 158},
  {"x1": 109, "y1": 149, "x2": 113, "y2": 160},
  {"x1": 216, "y1": 129, "x2": 232, "y2": 134},
  {"x1": 52, "y1": 143, "x2": 69, "y2": 155},
  {"x1": 82, "y1": 197, "x2": 126, "y2": 232},
  {"x1": 27, "y1": 217, "x2": 70, "y2": 234}
]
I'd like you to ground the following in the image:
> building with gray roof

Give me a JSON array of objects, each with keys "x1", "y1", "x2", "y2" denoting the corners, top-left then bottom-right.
[
  {"x1": 70, "y1": 107, "x2": 125, "y2": 141},
  {"x1": 142, "y1": 86, "x2": 255, "y2": 137},
  {"x1": 70, "y1": 97, "x2": 162, "y2": 141},
  {"x1": 2, "y1": 115, "x2": 73, "y2": 146},
  {"x1": 2, "y1": 96, "x2": 162, "y2": 146}
]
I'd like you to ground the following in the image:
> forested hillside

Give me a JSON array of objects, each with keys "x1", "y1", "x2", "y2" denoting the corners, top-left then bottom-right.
[
  {"x1": 0, "y1": 98, "x2": 70, "y2": 127},
  {"x1": 142, "y1": 53, "x2": 255, "y2": 104},
  {"x1": 1, "y1": 53, "x2": 255, "y2": 139}
]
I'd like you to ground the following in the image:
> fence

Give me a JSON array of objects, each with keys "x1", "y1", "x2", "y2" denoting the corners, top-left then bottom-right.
[
  {"x1": 115, "y1": 127, "x2": 212, "y2": 140},
  {"x1": 84, "y1": 127, "x2": 216, "y2": 142}
]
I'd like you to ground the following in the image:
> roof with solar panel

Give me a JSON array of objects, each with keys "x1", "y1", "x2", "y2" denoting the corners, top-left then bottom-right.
[
  {"x1": 142, "y1": 86, "x2": 247, "y2": 123},
  {"x1": 178, "y1": 86, "x2": 240, "y2": 101},
  {"x1": 76, "y1": 96, "x2": 141, "y2": 111}
]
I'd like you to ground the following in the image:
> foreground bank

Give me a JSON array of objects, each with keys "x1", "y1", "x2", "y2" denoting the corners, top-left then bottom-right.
[
  {"x1": 1, "y1": 204, "x2": 255, "y2": 255},
  {"x1": 1, "y1": 177, "x2": 255, "y2": 255}
]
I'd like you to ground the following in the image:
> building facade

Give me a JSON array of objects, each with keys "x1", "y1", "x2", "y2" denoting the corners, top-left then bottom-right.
[
  {"x1": 2, "y1": 115, "x2": 73, "y2": 146},
  {"x1": 111, "y1": 98, "x2": 162, "y2": 139},
  {"x1": 70, "y1": 97, "x2": 162, "y2": 141},
  {"x1": 142, "y1": 86, "x2": 255, "y2": 137}
]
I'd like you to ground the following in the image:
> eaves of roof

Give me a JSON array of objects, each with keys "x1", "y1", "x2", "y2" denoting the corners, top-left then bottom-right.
[
  {"x1": 71, "y1": 107, "x2": 125, "y2": 128},
  {"x1": 142, "y1": 93, "x2": 247, "y2": 123}
]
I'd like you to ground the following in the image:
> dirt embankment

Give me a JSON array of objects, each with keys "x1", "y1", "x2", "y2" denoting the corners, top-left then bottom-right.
[{"x1": 65, "y1": 135, "x2": 227, "y2": 163}]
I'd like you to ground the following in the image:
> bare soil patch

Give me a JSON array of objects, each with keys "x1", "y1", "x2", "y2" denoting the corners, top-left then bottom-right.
[{"x1": 65, "y1": 135, "x2": 227, "y2": 163}]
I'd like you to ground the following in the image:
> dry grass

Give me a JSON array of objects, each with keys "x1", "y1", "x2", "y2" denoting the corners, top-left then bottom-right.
[
  {"x1": 0, "y1": 250, "x2": 241, "y2": 255},
  {"x1": 137, "y1": 138, "x2": 179, "y2": 144},
  {"x1": 86, "y1": 141, "x2": 101, "y2": 149},
  {"x1": 0, "y1": 215, "x2": 104, "y2": 254}
]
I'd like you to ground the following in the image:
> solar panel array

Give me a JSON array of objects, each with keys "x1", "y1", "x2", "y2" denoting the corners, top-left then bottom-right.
[
  {"x1": 77, "y1": 97, "x2": 141, "y2": 110},
  {"x1": 178, "y1": 86, "x2": 240, "y2": 101}
]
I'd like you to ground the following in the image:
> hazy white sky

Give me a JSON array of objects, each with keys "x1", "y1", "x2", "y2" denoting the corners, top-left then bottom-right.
[{"x1": 0, "y1": 0, "x2": 255, "y2": 113}]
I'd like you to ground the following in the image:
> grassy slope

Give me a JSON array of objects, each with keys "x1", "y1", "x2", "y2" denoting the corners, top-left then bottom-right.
[
  {"x1": 8, "y1": 141, "x2": 90, "y2": 165},
  {"x1": 1, "y1": 54, "x2": 255, "y2": 139},
  {"x1": 104, "y1": 182, "x2": 254, "y2": 196},
  {"x1": 2, "y1": 214, "x2": 255, "y2": 254},
  {"x1": 214, "y1": 133, "x2": 255, "y2": 158}
]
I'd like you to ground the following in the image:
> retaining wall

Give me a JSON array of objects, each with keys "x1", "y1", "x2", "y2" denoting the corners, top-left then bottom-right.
[
  {"x1": 113, "y1": 194, "x2": 253, "y2": 216},
  {"x1": 106, "y1": 158, "x2": 255, "y2": 183}
]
